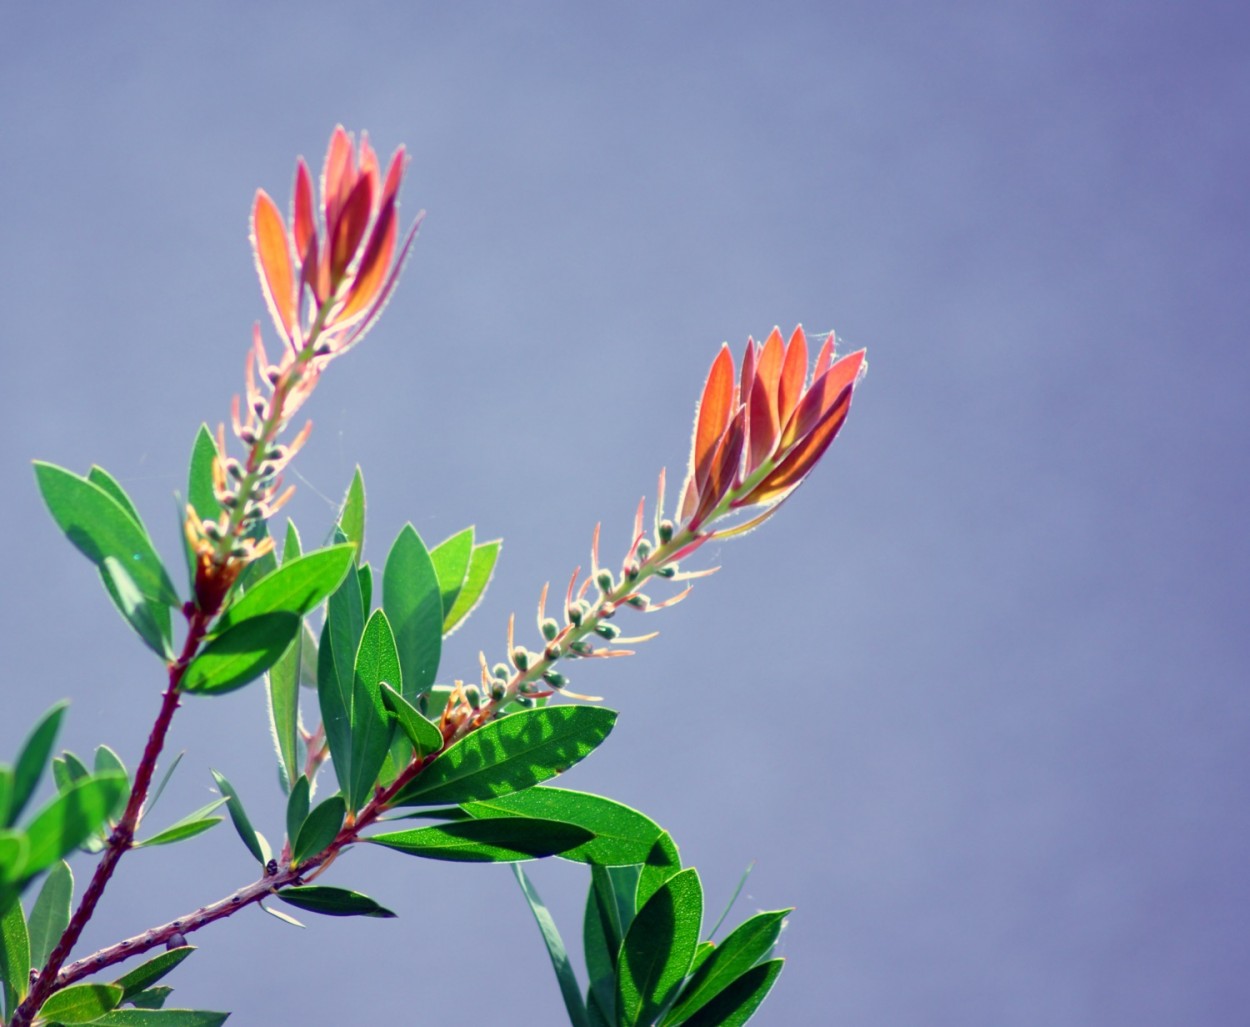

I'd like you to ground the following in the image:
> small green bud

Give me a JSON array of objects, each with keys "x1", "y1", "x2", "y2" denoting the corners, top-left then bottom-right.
[
  {"x1": 626, "y1": 594, "x2": 650, "y2": 609},
  {"x1": 595, "y1": 623, "x2": 621, "y2": 640},
  {"x1": 658, "y1": 519, "x2": 675, "y2": 543},
  {"x1": 544, "y1": 642, "x2": 562, "y2": 661},
  {"x1": 543, "y1": 670, "x2": 567, "y2": 688},
  {"x1": 511, "y1": 648, "x2": 530, "y2": 671},
  {"x1": 489, "y1": 680, "x2": 507, "y2": 701},
  {"x1": 596, "y1": 568, "x2": 615, "y2": 593},
  {"x1": 569, "y1": 640, "x2": 593, "y2": 656},
  {"x1": 598, "y1": 601, "x2": 616, "y2": 619},
  {"x1": 658, "y1": 564, "x2": 677, "y2": 578},
  {"x1": 516, "y1": 696, "x2": 535, "y2": 708},
  {"x1": 464, "y1": 685, "x2": 481, "y2": 708},
  {"x1": 493, "y1": 663, "x2": 511, "y2": 680},
  {"x1": 541, "y1": 618, "x2": 560, "y2": 641},
  {"x1": 624, "y1": 561, "x2": 640, "y2": 581}
]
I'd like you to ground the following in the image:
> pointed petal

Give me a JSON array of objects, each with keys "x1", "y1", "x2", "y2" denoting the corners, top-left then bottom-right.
[
  {"x1": 780, "y1": 348, "x2": 866, "y2": 449},
  {"x1": 338, "y1": 213, "x2": 423, "y2": 351},
  {"x1": 692, "y1": 408, "x2": 745, "y2": 528},
  {"x1": 677, "y1": 474, "x2": 699, "y2": 525},
  {"x1": 748, "y1": 380, "x2": 856, "y2": 504},
  {"x1": 778, "y1": 325, "x2": 809, "y2": 425},
  {"x1": 738, "y1": 336, "x2": 757, "y2": 403},
  {"x1": 380, "y1": 146, "x2": 407, "y2": 209},
  {"x1": 322, "y1": 126, "x2": 355, "y2": 240},
  {"x1": 689, "y1": 343, "x2": 736, "y2": 495},
  {"x1": 329, "y1": 172, "x2": 375, "y2": 286},
  {"x1": 293, "y1": 159, "x2": 317, "y2": 266},
  {"x1": 251, "y1": 190, "x2": 297, "y2": 343},
  {"x1": 747, "y1": 372, "x2": 779, "y2": 473},
  {"x1": 755, "y1": 327, "x2": 784, "y2": 420},
  {"x1": 812, "y1": 332, "x2": 835, "y2": 379},
  {"x1": 337, "y1": 196, "x2": 396, "y2": 324}
]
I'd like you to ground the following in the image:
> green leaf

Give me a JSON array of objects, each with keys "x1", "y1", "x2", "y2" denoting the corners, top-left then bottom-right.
[
  {"x1": 128, "y1": 985, "x2": 174, "y2": 1009},
  {"x1": 285, "y1": 777, "x2": 310, "y2": 851},
  {"x1": 277, "y1": 885, "x2": 395, "y2": 918},
  {"x1": 512, "y1": 866, "x2": 589, "y2": 1027},
  {"x1": 443, "y1": 539, "x2": 501, "y2": 636},
  {"x1": 27, "y1": 860, "x2": 73, "y2": 967},
  {"x1": 87, "y1": 466, "x2": 144, "y2": 527},
  {"x1": 281, "y1": 519, "x2": 302, "y2": 563},
  {"x1": 10, "y1": 702, "x2": 67, "y2": 827},
  {"x1": 182, "y1": 612, "x2": 301, "y2": 695},
  {"x1": 291, "y1": 794, "x2": 345, "y2": 866},
  {"x1": 24, "y1": 772, "x2": 128, "y2": 874},
  {"x1": 381, "y1": 524, "x2": 443, "y2": 700},
  {"x1": 92, "y1": 746, "x2": 130, "y2": 821},
  {"x1": 662, "y1": 909, "x2": 790, "y2": 1026},
  {"x1": 144, "y1": 753, "x2": 184, "y2": 820},
  {"x1": 391, "y1": 706, "x2": 616, "y2": 808},
  {"x1": 318, "y1": 550, "x2": 365, "y2": 795},
  {"x1": 100, "y1": 557, "x2": 174, "y2": 659},
  {"x1": 338, "y1": 467, "x2": 366, "y2": 557},
  {"x1": 379, "y1": 683, "x2": 443, "y2": 758},
  {"x1": 185, "y1": 426, "x2": 220, "y2": 525},
  {"x1": 0, "y1": 831, "x2": 22, "y2": 893},
  {"x1": 0, "y1": 768, "x2": 13, "y2": 830},
  {"x1": 617, "y1": 868, "x2": 703, "y2": 1027},
  {"x1": 344, "y1": 611, "x2": 400, "y2": 812},
  {"x1": 33, "y1": 462, "x2": 179, "y2": 607},
  {"x1": 136, "y1": 798, "x2": 227, "y2": 848},
  {"x1": 675, "y1": 959, "x2": 784, "y2": 1027},
  {"x1": 51, "y1": 751, "x2": 91, "y2": 794},
  {"x1": 266, "y1": 626, "x2": 303, "y2": 792},
  {"x1": 0, "y1": 887, "x2": 30, "y2": 1016},
  {"x1": 638, "y1": 831, "x2": 683, "y2": 910},
  {"x1": 209, "y1": 771, "x2": 267, "y2": 865},
  {"x1": 215, "y1": 545, "x2": 356, "y2": 633},
  {"x1": 464, "y1": 787, "x2": 664, "y2": 866},
  {"x1": 584, "y1": 864, "x2": 640, "y2": 1021},
  {"x1": 35, "y1": 981, "x2": 123, "y2": 1022},
  {"x1": 357, "y1": 563, "x2": 373, "y2": 618},
  {"x1": 587, "y1": 988, "x2": 612, "y2": 1027},
  {"x1": 112, "y1": 947, "x2": 195, "y2": 1000},
  {"x1": 430, "y1": 528, "x2": 474, "y2": 620},
  {"x1": 368, "y1": 816, "x2": 593, "y2": 863},
  {"x1": 88, "y1": 1010, "x2": 230, "y2": 1026}
]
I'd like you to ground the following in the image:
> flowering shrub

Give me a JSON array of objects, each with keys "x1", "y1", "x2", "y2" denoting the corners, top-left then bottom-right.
[{"x1": 0, "y1": 128, "x2": 866, "y2": 1027}]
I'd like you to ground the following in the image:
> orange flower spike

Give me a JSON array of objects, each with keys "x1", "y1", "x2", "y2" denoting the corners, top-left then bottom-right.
[
  {"x1": 779, "y1": 347, "x2": 867, "y2": 451},
  {"x1": 777, "y1": 325, "x2": 809, "y2": 426},
  {"x1": 679, "y1": 344, "x2": 735, "y2": 523}
]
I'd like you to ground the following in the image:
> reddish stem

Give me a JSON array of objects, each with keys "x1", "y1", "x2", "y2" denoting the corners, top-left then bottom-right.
[{"x1": 11, "y1": 611, "x2": 211, "y2": 1027}]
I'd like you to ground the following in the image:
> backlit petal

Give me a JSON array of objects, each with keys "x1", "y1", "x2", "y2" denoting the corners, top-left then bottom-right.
[{"x1": 251, "y1": 190, "x2": 296, "y2": 343}]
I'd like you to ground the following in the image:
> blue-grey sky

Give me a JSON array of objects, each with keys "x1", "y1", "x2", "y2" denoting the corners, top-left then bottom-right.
[{"x1": 2, "y1": 3, "x2": 1246, "y2": 1024}]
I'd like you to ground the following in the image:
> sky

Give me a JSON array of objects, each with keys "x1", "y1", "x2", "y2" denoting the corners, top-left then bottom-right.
[{"x1": 1, "y1": 2, "x2": 1247, "y2": 1024}]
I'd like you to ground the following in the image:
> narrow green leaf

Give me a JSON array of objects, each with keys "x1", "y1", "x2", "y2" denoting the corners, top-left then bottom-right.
[
  {"x1": 35, "y1": 981, "x2": 123, "y2": 1022},
  {"x1": 137, "y1": 818, "x2": 222, "y2": 847},
  {"x1": 662, "y1": 910, "x2": 790, "y2": 1026},
  {"x1": 215, "y1": 545, "x2": 356, "y2": 633},
  {"x1": 430, "y1": 528, "x2": 474, "y2": 619},
  {"x1": 260, "y1": 902, "x2": 304, "y2": 928},
  {"x1": 369, "y1": 816, "x2": 592, "y2": 863},
  {"x1": 464, "y1": 787, "x2": 663, "y2": 866},
  {"x1": 357, "y1": 563, "x2": 373, "y2": 618},
  {"x1": 345, "y1": 611, "x2": 399, "y2": 812},
  {"x1": 89, "y1": 1009, "x2": 230, "y2": 1026},
  {"x1": 266, "y1": 625, "x2": 302, "y2": 792},
  {"x1": 381, "y1": 524, "x2": 443, "y2": 700},
  {"x1": 338, "y1": 466, "x2": 366, "y2": 557},
  {"x1": 689, "y1": 941, "x2": 715, "y2": 977},
  {"x1": 92, "y1": 747, "x2": 129, "y2": 822},
  {"x1": 586, "y1": 988, "x2": 612, "y2": 1027},
  {"x1": 112, "y1": 945, "x2": 194, "y2": 1000},
  {"x1": 87, "y1": 466, "x2": 144, "y2": 527},
  {"x1": 584, "y1": 864, "x2": 640, "y2": 1021},
  {"x1": 512, "y1": 866, "x2": 589, "y2": 1027},
  {"x1": 391, "y1": 706, "x2": 616, "y2": 808},
  {"x1": 144, "y1": 753, "x2": 184, "y2": 819},
  {"x1": 185, "y1": 426, "x2": 220, "y2": 525},
  {"x1": 10, "y1": 702, "x2": 67, "y2": 826},
  {"x1": 617, "y1": 868, "x2": 703, "y2": 1027},
  {"x1": 291, "y1": 794, "x2": 345, "y2": 866},
  {"x1": 379, "y1": 683, "x2": 443, "y2": 758},
  {"x1": 0, "y1": 885, "x2": 30, "y2": 1015},
  {"x1": 100, "y1": 557, "x2": 174, "y2": 659},
  {"x1": 27, "y1": 860, "x2": 73, "y2": 967},
  {"x1": 707, "y1": 863, "x2": 754, "y2": 942},
  {"x1": 443, "y1": 539, "x2": 501, "y2": 636},
  {"x1": 638, "y1": 831, "x2": 682, "y2": 910},
  {"x1": 24, "y1": 772, "x2": 127, "y2": 874},
  {"x1": 33, "y1": 462, "x2": 179, "y2": 607},
  {"x1": 210, "y1": 771, "x2": 267, "y2": 865},
  {"x1": 182, "y1": 612, "x2": 300, "y2": 695},
  {"x1": 282, "y1": 519, "x2": 302, "y2": 563},
  {"x1": 285, "y1": 777, "x2": 310, "y2": 850},
  {"x1": 277, "y1": 885, "x2": 396, "y2": 918},
  {"x1": 0, "y1": 770, "x2": 13, "y2": 834},
  {"x1": 676, "y1": 959, "x2": 784, "y2": 1027},
  {"x1": 319, "y1": 553, "x2": 365, "y2": 795},
  {"x1": 136, "y1": 798, "x2": 227, "y2": 848}
]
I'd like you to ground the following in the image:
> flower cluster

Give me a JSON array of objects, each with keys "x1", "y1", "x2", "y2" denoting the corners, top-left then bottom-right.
[
  {"x1": 184, "y1": 128, "x2": 421, "y2": 615},
  {"x1": 435, "y1": 326, "x2": 866, "y2": 736}
]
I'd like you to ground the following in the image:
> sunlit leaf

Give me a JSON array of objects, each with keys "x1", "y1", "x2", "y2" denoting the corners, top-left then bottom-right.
[
  {"x1": 674, "y1": 959, "x2": 784, "y2": 1027},
  {"x1": 379, "y1": 683, "x2": 443, "y2": 758},
  {"x1": 277, "y1": 885, "x2": 395, "y2": 918},
  {"x1": 34, "y1": 981, "x2": 123, "y2": 1023},
  {"x1": 513, "y1": 866, "x2": 589, "y2": 1027},
  {"x1": 9, "y1": 702, "x2": 67, "y2": 827},
  {"x1": 430, "y1": 528, "x2": 474, "y2": 619},
  {"x1": 182, "y1": 613, "x2": 301, "y2": 695},
  {"x1": 23, "y1": 772, "x2": 128, "y2": 874},
  {"x1": 112, "y1": 947, "x2": 194, "y2": 1001},
  {"x1": 443, "y1": 539, "x2": 501, "y2": 636},
  {"x1": 210, "y1": 771, "x2": 268, "y2": 865},
  {"x1": 27, "y1": 860, "x2": 73, "y2": 967},
  {"x1": 338, "y1": 467, "x2": 366, "y2": 557},
  {"x1": 617, "y1": 868, "x2": 703, "y2": 1027},
  {"x1": 291, "y1": 794, "x2": 345, "y2": 866},
  {"x1": 215, "y1": 545, "x2": 356, "y2": 633},
  {"x1": 381, "y1": 524, "x2": 442, "y2": 700},
  {"x1": 369, "y1": 816, "x2": 592, "y2": 862}
]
